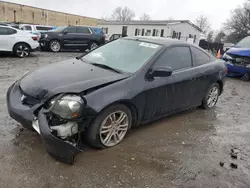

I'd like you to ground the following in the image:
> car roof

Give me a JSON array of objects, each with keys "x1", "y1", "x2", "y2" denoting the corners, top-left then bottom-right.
[
  {"x1": 125, "y1": 36, "x2": 215, "y2": 59},
  {"x1": 0, "y1": 25, "x2": 16, "y2": 29},
  {"x1": 20, "y1": 24, "x2": 53, "y2": 27},
  {"x1": 70, "y1": 25, "x2": 102, "y2": 29},
  {"x1": 126, "y1": 36, "x2": 191, "y2": 46}
]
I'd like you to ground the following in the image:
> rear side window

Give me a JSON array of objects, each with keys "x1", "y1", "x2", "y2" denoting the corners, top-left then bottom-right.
[
  {"x1": 155, "y1": 46, "x2": 192, "y2": 71},
  {"x1": 191, "y1": 47, "x2": 211, "y2": 66},
  {"x1": 0, "y1": 27, "x2": 17, "y2": 35},
  {"x1": 77, "y1": 27, "x2": 91, "y2": 34},
  {"x1": 22, "y1": 26, "x2": 32, "y2": 31},
  {"x1": 65, "y1": 27, "x2": 77, "y2": 33},
  {"x1": 35, "y1": 26, "x2": 53, "y2": 31}
]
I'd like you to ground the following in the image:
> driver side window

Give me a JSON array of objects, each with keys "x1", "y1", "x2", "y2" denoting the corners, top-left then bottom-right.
[{"x1": 154, "y1": 46, "x2": 192, "y2": 71}]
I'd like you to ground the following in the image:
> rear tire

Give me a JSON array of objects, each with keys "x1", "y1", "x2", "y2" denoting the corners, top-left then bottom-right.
[
  {"x1": 201, "y1": 83, "x2": 220, "y2": 109},
  {"x1": 49, "y1": 40, "x2": 61, "y2": 52},
  {"x1": 87, "y1": 104, "x2": 132, "y2": 149},
  {"x1": 13, "y1": 43, "x2": 30, "y2": 58}
]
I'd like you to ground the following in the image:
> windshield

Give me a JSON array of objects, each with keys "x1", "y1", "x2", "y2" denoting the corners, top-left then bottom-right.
[
  {"x1": 91, "y1": 27, "x2": 104, "y2": 35},
  {"x1": 50, "y1": 26, "x2": 67, "y2": 32},
  {"x1": 82, "y1": 39, "x2": 161, "y2": 73},
  {"x1": 235, "y1": 36, "x2": 250, "y2": 48}
]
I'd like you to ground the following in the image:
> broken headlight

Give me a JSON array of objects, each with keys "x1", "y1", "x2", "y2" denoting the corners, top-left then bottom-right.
[
  {"x1": 223, "y1": 53, "x2": 233, "y2": 60},
  {"x1": 49, "y1": 95, "x2": 84, "y2": 119}
]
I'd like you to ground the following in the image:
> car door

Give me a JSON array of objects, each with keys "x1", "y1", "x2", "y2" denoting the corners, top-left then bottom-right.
[
  {"x1": 141, "y1": 45, "x2": 196, "y2": 121},
  {"x1": 61, "y1": 26, "x2": 78, "y2": 48},
  {"x1": 76, "y1": 26, "x2": 93, "y2": 48},
  {"x1": 0, "y1": 27, "x2": 17, "y2": 51},
  {"x1": 190, "y1": 46, "x2": 216, "y2": 104}
]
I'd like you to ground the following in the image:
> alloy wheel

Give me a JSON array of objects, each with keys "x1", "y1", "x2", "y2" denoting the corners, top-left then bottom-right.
[
  {"x1": 206, "y1": 86, "x2": 219, "y2": 108},
  {"x1": 99, "y1": 111, "x2": 129, "y2": 147},
  {"x1": 50, "y1": 41, "x2": 60, "y2": 52},
  {"x1": 16, "y1": 45, "x2": 30, "y2": 57},
  {"x1": 90, "y1": 43, "x2": 98, "y2": 50}
]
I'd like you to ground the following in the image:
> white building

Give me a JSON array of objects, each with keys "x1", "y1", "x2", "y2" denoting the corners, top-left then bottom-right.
[{"x1": 98, "y1": 20, "x2": 202, "y2": 44}]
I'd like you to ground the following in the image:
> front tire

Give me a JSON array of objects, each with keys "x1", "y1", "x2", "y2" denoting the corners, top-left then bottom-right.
[
  {"x1": 201, "y1": 83, "x2": 220, "y2": 109},
  {"x1": 89, "y1": 42, "x2": 98, "y2": 50},
  {"x1": 87, "y1": 104, "x2": 132, "y2": 149},
  {"x1": 13, "y1": 43, "x2": 30, "y2": 58},
  {"x1": 49, "y1": 40, "x2": 61, "y2": 52}
]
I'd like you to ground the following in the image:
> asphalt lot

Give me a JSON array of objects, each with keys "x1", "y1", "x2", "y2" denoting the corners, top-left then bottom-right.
[{"x1": 0, "y1": 51, "x2": 250, "y2": 188}]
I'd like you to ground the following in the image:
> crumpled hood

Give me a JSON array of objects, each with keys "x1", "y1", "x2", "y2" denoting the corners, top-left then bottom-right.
[
  {"x1": 19, "y1": 59, "x2": 129, "y2": 99},
  {"x1": 227, "y1": 47, "x2": 250, "y2": 57}
]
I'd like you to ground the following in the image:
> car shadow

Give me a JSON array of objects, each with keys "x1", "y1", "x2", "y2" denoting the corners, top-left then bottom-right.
[
  {"x1": 40, "y1": 49, "x2": 87, "y2": 53},
  {"x1": 0, "y1": 52, "x2": 15, "y2": 58}
]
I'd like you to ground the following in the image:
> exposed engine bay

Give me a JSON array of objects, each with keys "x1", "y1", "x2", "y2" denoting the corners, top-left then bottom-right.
[
  {"x1": 228, "y1": 55, "x2": 250, "y2": 68},
  {"x1": 235, "y1": 56, "x2": 250, "y2": 66},
  {"x1": 33, "y1": 114, "x2": 80, "y2": 147},
  {"x1": 31, "y1": 94, "x2": 86, "y2": 150}
]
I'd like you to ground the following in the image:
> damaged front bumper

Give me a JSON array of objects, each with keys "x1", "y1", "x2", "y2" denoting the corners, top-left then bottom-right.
[
  {"x1": 7, "y1": 82, "x2": 82, "y2": 164},
  {"x1": 226, "y1": 62, "x2": 250, "y2": 77}
]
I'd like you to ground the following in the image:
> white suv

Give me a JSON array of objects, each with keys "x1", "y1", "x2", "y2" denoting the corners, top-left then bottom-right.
[
  {"x1": 19, "y1": 24, "x2": 54, "y2": 35},
  {"x1": 0, "y1": 26, "x2": 39, "y2": 58}
]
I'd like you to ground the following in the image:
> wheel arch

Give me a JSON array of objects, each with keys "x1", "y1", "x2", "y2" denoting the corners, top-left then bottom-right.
[
  {"x1": 98, "y1": 99, "x2": 139, "y2": 126},
  {"x1": 216, "y1": 80, "x2": 223, "y2": 95},
  {"x1": 12, "y1": 42, "x2": 31, "y2": 52}
]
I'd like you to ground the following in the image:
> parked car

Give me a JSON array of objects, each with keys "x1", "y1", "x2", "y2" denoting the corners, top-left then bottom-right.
[
  {"x1": 0, "y1": 25, "x2": 39, "y2": 57},
  {"x1": 223, "y1": 36, "x2": 250, "y2": 80},
  {"x1": 39, "y1": 26, "x2": 106, "y2": 52},
  {"x1": 0, "y1": 22, "x2": 20, "y2": 29},
  {"x1": 19, "y1": 24, "x2": 54, "y2": 36},
  {"x1": 7, "y1": 37, "x2": 226, "y2": 164},
  {"x1": 223, "y1": 42, "x2": 234, "y2": 52},
  {"x1": 108, "y1": 34, "x2": 123, "y2": 42}
]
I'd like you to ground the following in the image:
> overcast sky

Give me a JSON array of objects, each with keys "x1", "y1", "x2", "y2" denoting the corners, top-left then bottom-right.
[{"x1": 4, "y1": 0, "x2": 246, "y2": 30}]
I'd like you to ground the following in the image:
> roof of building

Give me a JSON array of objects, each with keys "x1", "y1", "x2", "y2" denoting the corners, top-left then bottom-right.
[
  {"x1": 99, "y1": 20, "x2": 202, "y2": 32},
  {"x1": 125, "y1": 36, "x2": 190, "y2": 46},
  {"x1": 0, "y1": 0, "x2": 100, "y2": 20}
]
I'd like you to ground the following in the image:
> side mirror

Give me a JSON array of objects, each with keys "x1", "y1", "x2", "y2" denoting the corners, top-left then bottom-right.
[
  {"x1": 63, "y1": 31, "x2": 68, "y2": 35},
  {"x1": 148, "y1": 66, "x2": 172, "y2": 79}
]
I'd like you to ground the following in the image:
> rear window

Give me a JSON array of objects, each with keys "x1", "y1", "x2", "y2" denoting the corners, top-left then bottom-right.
[
  {"x1": 22, "y1": 26, "x2": 32, "y2": 31},
  {"x1": 191, "y1": 47, "x2": 211, "y2": 66},
  {"x1": 35, "y1": 26, "x2": 53, "y2": 31}
]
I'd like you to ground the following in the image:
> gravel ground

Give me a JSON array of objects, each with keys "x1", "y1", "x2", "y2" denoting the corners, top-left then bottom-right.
[{"x1": 0, "y1": 52, "x2": 250, "y2": 188}]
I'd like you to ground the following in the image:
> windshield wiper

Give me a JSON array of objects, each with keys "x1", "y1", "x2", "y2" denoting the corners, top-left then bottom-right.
[{"x1": 90, "y1": 63, "x2": 122, "y2": 74}]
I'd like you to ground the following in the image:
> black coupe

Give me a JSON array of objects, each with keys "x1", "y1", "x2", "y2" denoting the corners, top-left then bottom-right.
[{"x1": 7, "y1": 37, "x2": 226, "y2": 164}]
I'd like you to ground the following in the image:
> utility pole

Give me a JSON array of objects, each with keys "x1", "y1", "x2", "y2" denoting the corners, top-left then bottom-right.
[{"x1": 46, "y1": 10, "x2": 49, "y2": 25}]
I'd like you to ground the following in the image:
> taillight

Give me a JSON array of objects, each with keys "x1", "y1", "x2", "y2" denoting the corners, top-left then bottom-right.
[
  {"x1": 224, "y1": 63, "x2": 228, "y2": 74},
  {"x1": 32, "y1": 36, "x2": 38, "y2": 41}
]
